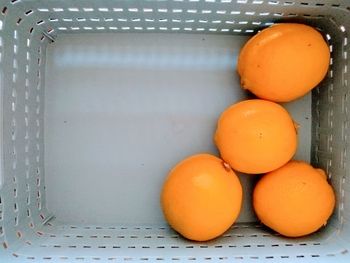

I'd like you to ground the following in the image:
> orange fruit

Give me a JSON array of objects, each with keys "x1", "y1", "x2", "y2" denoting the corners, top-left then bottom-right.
[
  {"x1": 161, "y1": 154, "x2": 243, "y2": 241},
  {"x1": 214, "y1": 99, "x2": 297, "y2": 174},
  {"x1": 253, "y1": 161, "x2": 335, "y2": 237},
  {"x1": 238, "y1": 23, "x2": 330, "y2": 102}
]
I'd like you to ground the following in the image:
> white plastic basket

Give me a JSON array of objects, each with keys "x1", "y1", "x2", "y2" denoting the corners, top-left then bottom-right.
[{"x1": 0, "y1": 0, "x2": 349, "y2": 262}]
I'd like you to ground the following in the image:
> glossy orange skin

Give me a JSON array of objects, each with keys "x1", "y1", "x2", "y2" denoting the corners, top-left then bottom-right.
[
  {"x1": 161, "y1": 154, "x2": 243, "y2": 241},
  {"x1": 215, "y1": 99, "x2": 297, "y2": 174},
  {"x1": 238, "y1": 23, "x2": 330, "y2": 102},
  {"x1": 253, "y1": 161, "x2": 335, "y2": 237}
]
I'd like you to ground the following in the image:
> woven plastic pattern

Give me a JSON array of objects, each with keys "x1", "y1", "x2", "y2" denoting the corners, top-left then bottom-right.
[{"x1": 0, "y1": 0, "x2": 349, "y2": 262}]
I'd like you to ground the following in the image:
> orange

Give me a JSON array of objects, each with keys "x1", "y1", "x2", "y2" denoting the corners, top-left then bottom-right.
[
  {"x1": 238, "y1": 23, "x2": 330, "y2": 102},
  {"x1": 253, "y1": 161, "x2": 335, "y2": 237},
  {"x1": 214, "y1": 99, "x2": 297, "y2": 174},
  {"x1": 161, "y1": 154, "x2": 243, "y2": 241}
]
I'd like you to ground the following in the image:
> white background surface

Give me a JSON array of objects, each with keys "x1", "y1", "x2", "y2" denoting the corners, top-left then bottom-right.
[{"x1": 45, "y1": 33, "x2": 311, "y2": 225}]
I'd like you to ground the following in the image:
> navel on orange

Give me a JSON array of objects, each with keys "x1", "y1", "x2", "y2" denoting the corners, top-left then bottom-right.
[
  {"x1": 161, "y1": 154, "x2": 243, "y2": 241},
  {"x1": 215, "y1": 99, "x2": 297, "y2": 174},
  {"x1": 238, "y1": 23, "x2": 330, "y2": 102},
  {"x1": 253, "y1": 161, "x2": 335, "y2": 237}
]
